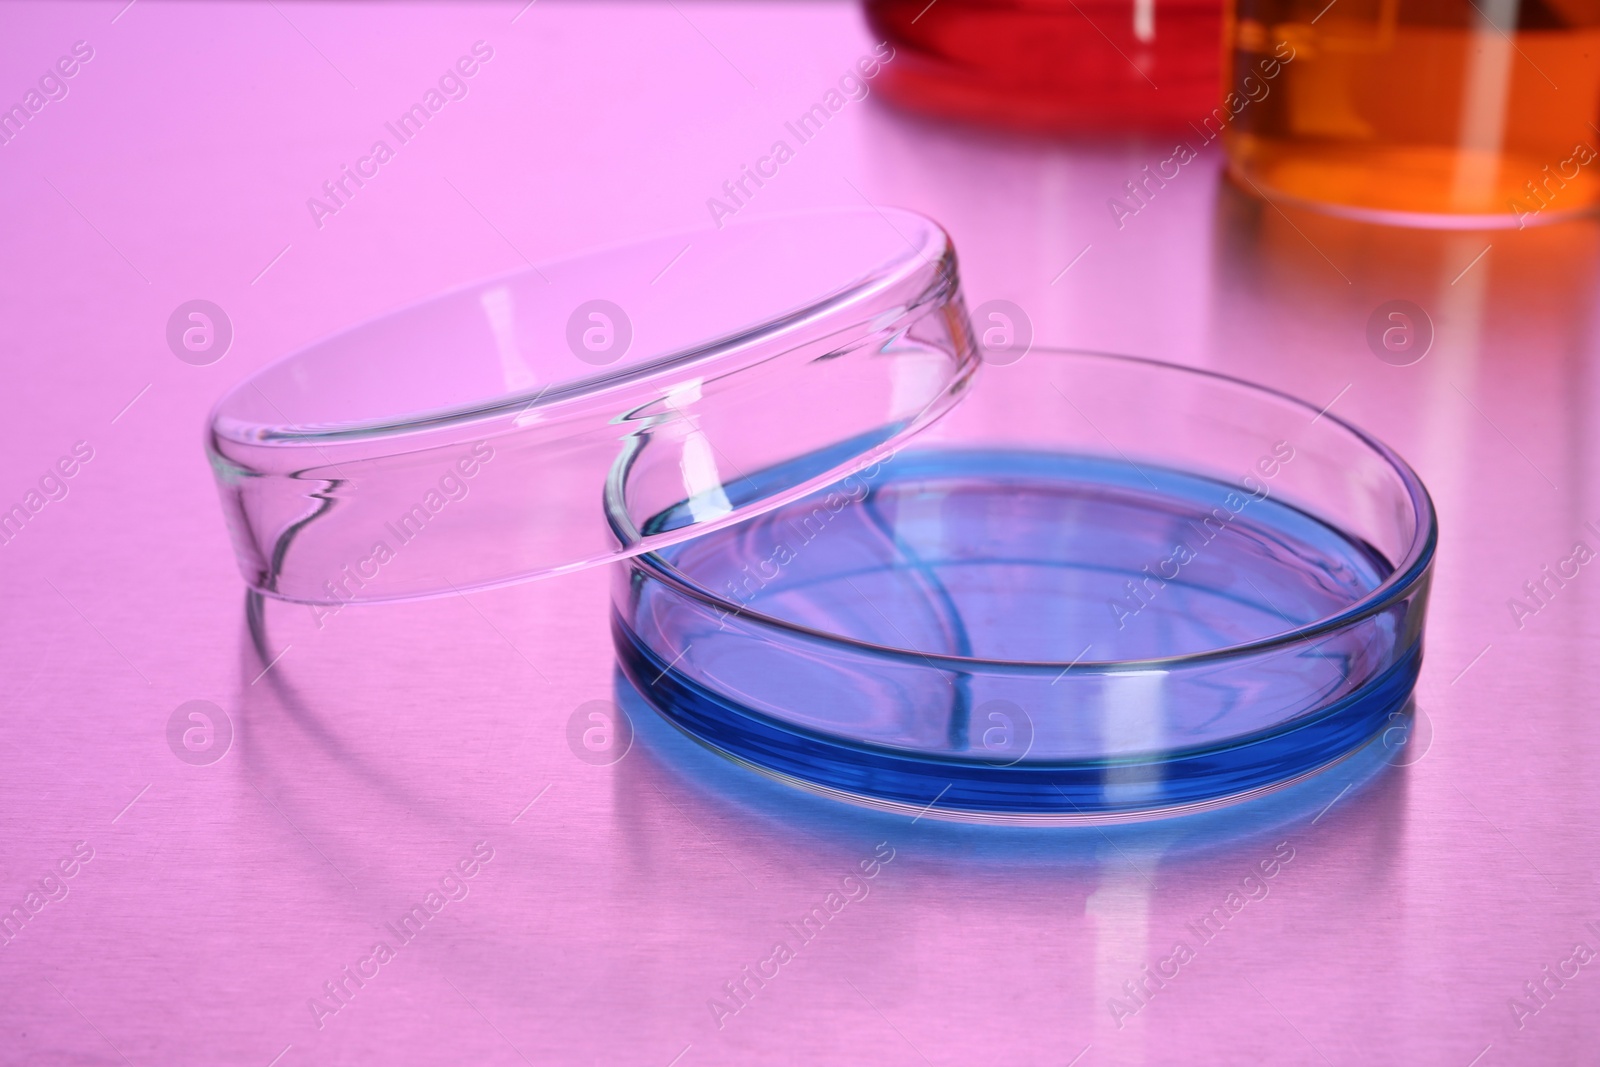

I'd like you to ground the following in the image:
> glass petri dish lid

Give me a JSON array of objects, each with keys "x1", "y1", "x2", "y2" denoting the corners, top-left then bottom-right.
[
  {"x1": 206, "y1": 208, "x2": 977, "y2": 604},
  {"x1": 613, "y1": 349, "x2": 1437, "y2": 823}
]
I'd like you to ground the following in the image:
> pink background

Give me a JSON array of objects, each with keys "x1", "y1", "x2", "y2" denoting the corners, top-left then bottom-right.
[{"x1": 1, "y1": 2, "x2": 1598, "y2": 1064}]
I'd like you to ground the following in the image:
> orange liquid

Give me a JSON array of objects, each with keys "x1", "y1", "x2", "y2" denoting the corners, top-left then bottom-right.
[{"x1": 1223, "y1": 0, "x2": 1600, "y2": 224}]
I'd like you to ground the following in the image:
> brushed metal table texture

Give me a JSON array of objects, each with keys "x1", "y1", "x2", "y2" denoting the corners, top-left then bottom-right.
[{"x1": 0, "y1": 2, "x2": 1596, "y2": 1065}]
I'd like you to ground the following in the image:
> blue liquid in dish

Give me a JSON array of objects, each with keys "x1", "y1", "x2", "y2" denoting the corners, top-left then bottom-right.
[{"x1": 614, "y1": 449, "x2": 1424, "y2": 820}]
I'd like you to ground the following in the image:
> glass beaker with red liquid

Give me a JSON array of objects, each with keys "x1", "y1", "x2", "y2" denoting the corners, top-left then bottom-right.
[{"x1": 864, "y1": 0, "x2": 1227, "y2": 133}]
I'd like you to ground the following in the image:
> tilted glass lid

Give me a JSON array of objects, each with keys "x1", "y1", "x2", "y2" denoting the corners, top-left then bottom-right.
[{"x1": 206, "y1": 207, "x2": 978, "y2": 604}]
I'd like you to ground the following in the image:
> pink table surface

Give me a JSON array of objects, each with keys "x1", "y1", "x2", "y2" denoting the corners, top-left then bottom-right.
[{"x1": 1, "y1": 2, "x2": 1597, "y2": 1064}]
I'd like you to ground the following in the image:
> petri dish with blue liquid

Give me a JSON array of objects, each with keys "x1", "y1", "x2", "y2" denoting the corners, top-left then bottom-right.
[
  {"x1": 207, "y1": 209, "x2": 1435, "y2": 824},
  {"x1": 612, "y1": 350, "x2": 1435, "y2": 823}
]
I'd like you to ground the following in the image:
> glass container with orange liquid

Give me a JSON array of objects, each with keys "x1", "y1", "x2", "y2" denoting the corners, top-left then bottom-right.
[
  {"x1": 864, "y1": 0, "x2": 1225, "y2": 133},
  {"x1": 1224, "y1": 0, "x2": 1600, "y2": 226}
]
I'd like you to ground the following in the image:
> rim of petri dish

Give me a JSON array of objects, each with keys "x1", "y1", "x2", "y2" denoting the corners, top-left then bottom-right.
[
  {"x1": 209, "y1": 210, "x2": 955, "y2": 446},
  {"x1": 622, "y1": 349, "x2": 1437, "y2": 674}
]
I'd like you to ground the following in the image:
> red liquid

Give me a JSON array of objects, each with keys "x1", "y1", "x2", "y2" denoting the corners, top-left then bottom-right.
[{"x1": 864, "y1": 0, "x2": 1226, "y2": 133}]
